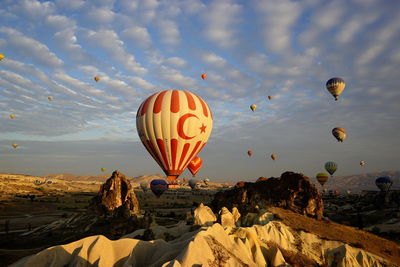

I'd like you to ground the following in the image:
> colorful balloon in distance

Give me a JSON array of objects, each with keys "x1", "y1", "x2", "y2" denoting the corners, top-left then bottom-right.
[
  {"x1": 136, "y1": 90, "x2": 213, "y2": 183},
  {"x1": 48, "y1": 96, "x2": 53, "y2": 101},
  {"x1": 187, "y1": 156, "x2": 202, "y2": 177},
  {"x1": 189, "y1": 179, "x2": 198, "y2": 190},
  {"x1": 375, "y1": 176, "x2": 393, "y2": 192},
  {"x1": 325, "y1": 161, "x2": 338, "y2": 176},
  {"x1": 150, "y1": 179, "x2": 168, "y2": 198},
  {"x1": 271, "y1": 154, "x2": 277, "y2": 160},
  {"x1": 12, "y1": 143, "x2": 18, "y2": 149},
  {"x1": 326, "y1": 77, "x2": 345, "y2": 100},
  {"x1": 250, "y1": 104, "x2": 257, "y2": 112},
  {"x1": 0, "y1": 54, "x2": 4, "y2": 60},
  {"x1": 267, "y1": 96, "x2": 273, "y2": 100},
  {"x1": 94, "y1": 76, "x2": 100, "y2": 82},
  {"x1": 332, "y1": 127, "x2": 346, "y2": 142},
  {"x1": 247, "y1": 150, "x2": 253, "y2": 157},
  {"x1": 201, "y1": 73, "x2": 207, "y2": 80},
  {"x1": 140, "y1": 182, "x2": 148, "y2": 192},
  {"x1": 9, "y1": 114, "x2": 15, "y2": 119},
  {"x1": 360, "y1": 160, "x2": 366, "y2": 166},
  {"x1": 316, "y1": 172, "x2": 329, "y2": 186},
  {"x1": 101, "y1": 167, "x2": 106, "y2": 172}
]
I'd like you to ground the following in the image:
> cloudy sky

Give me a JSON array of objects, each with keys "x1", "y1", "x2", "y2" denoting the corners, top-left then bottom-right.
[{"x1": 1, "y1": 0, "x2": 399, "y2": 183}]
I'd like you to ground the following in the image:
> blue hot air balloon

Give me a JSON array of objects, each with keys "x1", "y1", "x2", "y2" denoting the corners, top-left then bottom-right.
[
  {"x1": 375, "y1": 176, "x2": 393, "y2": 192},
  {"x1": 150, "y1": 179, "x2": 168, "y2": 198}
]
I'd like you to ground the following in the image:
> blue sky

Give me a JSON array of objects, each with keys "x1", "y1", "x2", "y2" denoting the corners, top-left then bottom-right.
[{"x1": 0, "y1": 0, "x2": 399, "y2": 182}]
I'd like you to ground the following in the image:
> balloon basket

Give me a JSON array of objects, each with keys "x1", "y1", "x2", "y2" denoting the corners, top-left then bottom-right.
[{"x1": 168, "y1": 184, "x2": 180, "y2": 189}]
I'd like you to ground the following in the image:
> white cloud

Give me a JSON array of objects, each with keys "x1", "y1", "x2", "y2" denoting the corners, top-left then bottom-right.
[
  {"x1": 55, "y1": 0, "x2": 85, "y2": 10},
  {"x1": 164, "y1": 57, "x2": 187, "y2": 68},
  {"x1": 336, "y1": 14, "x2": 378, "y2": 44},
  {"x1": 203, "y1": 0, "x2": 241, "y2": 48},
  {"x1": 157, "y1": 65, "x2": 197, "y2": 89},
  {"x1": 85, "y1": 7, "x2": 115, "y2": 25},
  {"x1": 46, "y1": 15, "x2": 76, "y2": 31},
  {"x1": 125, "y1": 76, "x2": 155, "y2": 91},
  {"x1": 122, "y1": 26, "x2": 152, "y2": 48},
  {"x1": 157, "y1": 19, "x2": 180, "y2": 45},
  {"x1": 8, "y1": 0, "x2": 55, "y2": 20},
  {"x1": 200, "y1": 52, "x2": 227, "y2": 68}
]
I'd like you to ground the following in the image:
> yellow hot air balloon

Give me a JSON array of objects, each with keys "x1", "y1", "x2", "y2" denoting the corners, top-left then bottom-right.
[
  {"x1": 136, "y1": 90, "x2": 213, "y2": 184},
  {"x1": 12, "y1": 143, "x2": 18, "y2": 149},
  {"x1": 101, "y1": 167, "x2": 106, "y2": 172},
  {"x1": 48, "y1": 96, "x2": 53, "y2": 101},
  {"x1": 0, "y1": 54, "x2": 5, "y2": 61},
  {"x1": 9, "y1": 114, "x2": 15, "y2": 119},
  {"x1": 332, "y1": 127, "x2": 346, "y2": 142},
  {"x1": 250, "y1": 104, "x2": 257, "y2": 112},
  {"x1": 271, "y1": 154, "x2": 277, "y2": 160},
  {"x1": 94, "y1": 76, "x2": 100, "y2": 82},
  {"x1": 326, "y1": 77, "x2": 345, "y2": 101},
  {"x1": 316, "y1": 172, "x2": 329, "y2": 186}
]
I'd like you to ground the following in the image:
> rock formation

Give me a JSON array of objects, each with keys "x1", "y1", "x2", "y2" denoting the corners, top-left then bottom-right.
[
  {"x1": 211, "y1": 171, "x2": 324, "y2": 219},
  {"x1": 90, "y1": 170, "x2": 140, "y2": 217},
  {"x1": 219, "y1": 207, "x2": 236, "y2": 227},
  {"x1": 193, "y1": 203, "x2": 216, "y2": 226}
]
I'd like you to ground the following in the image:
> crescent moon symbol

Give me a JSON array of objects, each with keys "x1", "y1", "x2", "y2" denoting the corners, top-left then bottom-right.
[{"x1": 177, "y1": 113, "x2": 199, "y2": 140}]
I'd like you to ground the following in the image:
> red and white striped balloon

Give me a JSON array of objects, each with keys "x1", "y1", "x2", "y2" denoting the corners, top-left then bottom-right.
[{"x1": 136, "y1": 90, "x2": 212, "y2": 182}]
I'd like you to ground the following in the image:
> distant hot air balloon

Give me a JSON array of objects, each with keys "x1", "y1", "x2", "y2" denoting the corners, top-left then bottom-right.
[
  {"x1": 203, "y1": 178, "x2": 210, "y2": 185},
  {"x1": 9, "y1": 114, "x2": 15, "y2": 119},
  {"x1": 189, "y1": 179, "x2": 198, "y2": 190},
  {"x1": 0, "y1": 54, "x2": 4, "y2": 61},
  {"x1": 187, "y1": 156, "x2": 202, "y2": 177},
  {"x1": 271, "y1": 154, "x2": 277, "y2": 160},
  {"x1": 140, "y1": 182, "x2": 148, "y2": 192},
  {"x1": 247, "y1": 150, "x2": 253, "y2": 157},
  {"x1": 94, "y1": 76, "x2": 100, "y2": 82},
  {"x1": 250, "y1": 104, "x2": 257, "y2": 112},
  {"x1": 375, "y1": 176, "x2": 393, "y2": 192},
  {"x1": 316, "y1": 172, "x2": 329, "y2": 186},
  {"x1": 326, "y1": 77, "x2": 345, "y2": 101},
  {"x1": 12, "y1": 143, "x2": 18, "y2": 149},
  {"x1": 360, "y1": 160, "x2": 366, "y2": 166},
  {"x1": 136, "y1": 90, "x2": 213, "y2": 184},
  {"x1": 201, "y1": 73, "x2": 207, "y2": 80},
  {"x1": 332, "y1": 127, "x2": 346, "y2": 142},
  {"x1": 48, "y1": 96, "x2": 53, "y2": 101},
  {"x1": 150, "y1": 179, "x2": 168, "y2": 198},
  {"x1": 101, "y1": 168, "x2": 106, "y2": 172},
  {"x1": 268, "y1": 96, "x2": 272, "y2": 100},
  {"x1": 325, "y1": 161, "x2": 338, "y2": 176}
]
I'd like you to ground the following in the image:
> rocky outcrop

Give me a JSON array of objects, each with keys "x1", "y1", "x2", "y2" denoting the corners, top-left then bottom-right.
[
  {"x1": 90, "y1": 170, "x2": 140, "y2": 217},
  {"x1": 193, "y1": 203, "x2": 217, "y2": 226},
  {"x1": 211, "y1": 171, "x2": 324, "y2": 219}
]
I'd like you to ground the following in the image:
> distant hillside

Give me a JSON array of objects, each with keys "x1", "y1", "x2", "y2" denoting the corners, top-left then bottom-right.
[
  {"x1": 43, "y1": 173, "x2": 110, "y2": 182},
  {"x1": 310, "y1": 170, "x2": 400, "y2": 192}
]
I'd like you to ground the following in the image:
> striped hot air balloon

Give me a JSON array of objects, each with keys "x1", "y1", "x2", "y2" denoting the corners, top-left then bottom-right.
[
  {"x1": 326, "y1": 77, "x2": 345, "y2": 100},
  {"x1": 325, "y1": 161, "x2": 338, "y2": 176},
  {"x1": 136, "y1": 90, "x2": 213, "y2": 184},
  {"x1": 187, "y1": 156, "x2": 202, "y2": 177},
  {"x1": 316, "y1": 172, "x2": 329, "y2": 186},
  {"x1": 332, "y1": 127, "x2": 346, "y2": 142}
]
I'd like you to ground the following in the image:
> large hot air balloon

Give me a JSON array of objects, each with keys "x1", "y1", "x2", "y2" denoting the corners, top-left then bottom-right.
[
  {"x1": 250, "y1": 104, "x2": 257, "y2": 112},
  {"x1": 332, "y1": 127, "x2": 346, "y2": 142},
  {"x1": 316, "y1": 172, "x2": 329, "y2": 186},
  {"x1": 271, "y1": 154, "x2": 277, "y2": 160},
  {"x1": 187, "y1": 156, "x2": 202, "y2": 177},
  {"x1": 150, "y1": 179, "x2": 168, "y2": 198},
  {"x1": 247, "y1": 150, "x2": 253, "y2": 157},
  {"x1": 189, "y1": 179, "x2": 198, "y2": 190},
  {"x1": 326, "y1": 77, "x2": 345, "y2": 100},
  {"x1": 0, "y1": 54, "x2": 4, "y2": 61},
  {"x1": 12, "y1": 143, "x2": 18, "y2": 149},
  {"x1": 325, "y1": 161, "x2": 338, "y2": 176},
  {"x1": 375, "y1": 176, "x2": 393, "y2": 192},
  {"x1": 48, "y1": 96, "x2": 53, "y2": 101},
  {"x1": 101, "y1": 167, "x2": 106, "y2": 172},
  {"x1": 201, "y1": 73, "x2": 207, "y2": 80},
  {"x1": 140, "y1": 182, "x2": 148, "y2": 192},
  {"x1": 94, "y1": 76, "x2": 100, "y2": 82},
  {"x1": 360, "y1": 160, "x2": 366, "y2": 166},
  {"x1": 267, "y1": 96, "x2": 272, "y2": 100},
  {"x1": 9, "y1": 114, "x2": 15, "y2": 119},
  {"x1": 136, "y1": 90, "x2": 213, "y2": 184}
]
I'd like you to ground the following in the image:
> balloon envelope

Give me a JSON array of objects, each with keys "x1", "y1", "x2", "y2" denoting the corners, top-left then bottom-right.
[
  {"x1": 136, "y1": 90, "x2": 212, "y2": 183},
  {"x1": 250, "y1": 104, "x2": 257, "y2": 112},
  {"x1": 247, "y1": 150, "x2": 253, "y2": 157},
  {"x1": 271, "y1": 154, "x2": 277, "y2": 160},
  {"x1": 9, "y1": 114, "x2": 15, "y2": 119},
  {"x1": 268, "y1": 96, "x2": 272, "y2": 100},
  {"x1": 326, "y1": 77, "x2": 345, "y2": 100},
  {"x1": 332, "y1": 127, "x2": 346, "y2": 142},
  {"x1": 189, "y1": 179, "x2": 198, "y2": 190},
  {"x1": 375, "y1": 176, "x2": 393, "y2": 192},
  {"x1": 360, "y1": 160, "x2": 366, "y2": 166},
  {"x1": 316, "y1": 173, "x2": 329, "y2": 186},
  {"x1": 101, "y1": 168, "x2": 106, "y2": 172},
  {"x1": 48, "y1": 96, "x2": 53, "y2": 101},
  {"x1": 325, "y1": 161, "x2": 338, "y2": 175},
  {"x1": 0, "y1": 54, "x2": 4, "y2": 60},
  {"x1": 201, "y1": 73, "x2": 207, "y2": 80},
  {"x1": 188, "y1": 156, "x2": 202, "y2": 176},
  {"x1": 94, "y1": 76, "x2": 100, "y2": 82},
  {"x1": 12, "y1": 143, "x2": 18, "y2": 149},
  {"x1": 150, "y1": 179, "x2": 168, "y2": 197}
]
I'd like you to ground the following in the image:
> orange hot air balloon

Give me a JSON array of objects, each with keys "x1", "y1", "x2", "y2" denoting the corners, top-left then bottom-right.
[
  {"x1": 188, "y1": 156, "x2": 202, "y2": 177},
  {"x1": 94, "y1": 76, "x2": 100, "y2": 82},
  {"x1": 271, "y1": 154, "x2": 277, "y2": 160},
  {"x1": 201, "y1": 73, "x2": 207, "y2": 80},
  {"x1": 136, "y1": 90, "x2": 213, "y2": 184},
  {"x1": 332, "y1": 127, "x2": 346, "y2": 142},
  {"x1": 247, "y1": 150, "x2": 253, "y2": 157},
  {"x1": 268, "y1": 96, "x2": 272, "y2": 100},
  {"x1": 12, "y1": 143, "x2": 18, "y2": 149}
]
